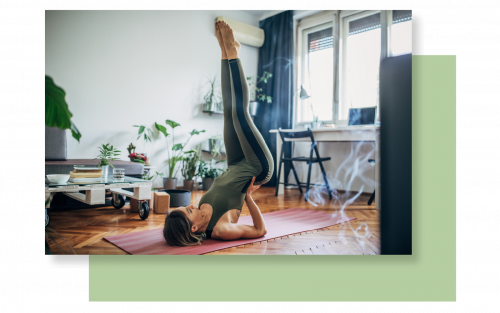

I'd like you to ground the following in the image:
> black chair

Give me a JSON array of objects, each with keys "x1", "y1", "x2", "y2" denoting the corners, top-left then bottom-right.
[
  {"x1": 367, "y1": 159, "x2": 376, "y2": 205},
  {"x1": 275, "y1": 127, "x2": 333, "y2": 201}
]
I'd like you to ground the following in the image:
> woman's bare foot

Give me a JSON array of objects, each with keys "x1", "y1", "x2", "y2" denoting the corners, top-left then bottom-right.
[
  {"x1": 220, "y1": 21, "x2": 241, "y2": 60},
  {"x1": 215, "y1": 21, "x2": 228, "y2": 59}
]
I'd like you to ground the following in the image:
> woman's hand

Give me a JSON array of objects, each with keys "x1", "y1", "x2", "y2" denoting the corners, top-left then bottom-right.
[{"x1": 246, "y1": 177, "x2": 261, "y2": 196}]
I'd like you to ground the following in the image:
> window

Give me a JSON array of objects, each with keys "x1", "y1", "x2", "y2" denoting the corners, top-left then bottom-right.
[
  {"x1": 298, "y1": 26, "x2": 334, "y2": 123},
  {"x1": 391, "y1": 10, "x2": 412, "y2": 56},
  {"x1": 295, "y1": 11, "x2": 336, "y2": 126},
  {"x1": 340, "y1": 11, "x2": 382, "y2": 122},
  {"x1": 294, "y1": 10, "x2": 412, "y2": 126}
]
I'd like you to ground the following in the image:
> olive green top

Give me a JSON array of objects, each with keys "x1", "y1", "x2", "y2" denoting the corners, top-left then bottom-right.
[{"x1": 198, "y1": 159, "x2": 256, "y2": 231}]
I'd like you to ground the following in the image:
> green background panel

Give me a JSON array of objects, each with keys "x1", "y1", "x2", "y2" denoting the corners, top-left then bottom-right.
[{"x1": 89, "y1": 56, "x2": 456, "y2": 301}]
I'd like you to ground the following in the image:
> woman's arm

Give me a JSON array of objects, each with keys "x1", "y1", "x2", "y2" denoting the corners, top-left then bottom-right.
[{"x1": 214, "y1": 177, "x2": 267, "y2": 240}]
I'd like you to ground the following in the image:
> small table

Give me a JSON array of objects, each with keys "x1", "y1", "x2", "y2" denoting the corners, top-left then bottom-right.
[
  {"x1": 270, "y1": 126, "x2": 380, "y2": 211},
  {"x1": 45, "y1": 176, "x2": 152, "y2": 226}
]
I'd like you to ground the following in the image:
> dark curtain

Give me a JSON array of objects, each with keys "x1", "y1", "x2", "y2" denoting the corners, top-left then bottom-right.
[{"x1": 254, "y1": 10, "x2": 294, "y2": 187}]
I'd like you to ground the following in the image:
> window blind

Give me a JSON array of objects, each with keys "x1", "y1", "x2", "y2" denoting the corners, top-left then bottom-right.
[
  {"x1": 348, "y1": 10, "x2": 412, "y2": 36},
  {"x1": 349, "y1": 13, "x2": 381, "y2": 36},
  {"x1": 308, "y1": 27, "x2": 333, "y2": 52},
  {"x1": 392, "y1": 10, "x2": 412, "y2": 24}
]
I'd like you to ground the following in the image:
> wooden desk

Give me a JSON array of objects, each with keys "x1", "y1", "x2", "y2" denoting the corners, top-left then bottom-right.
[{"x1": 270, "y1": 126, "x2": 381, "y2": 210}]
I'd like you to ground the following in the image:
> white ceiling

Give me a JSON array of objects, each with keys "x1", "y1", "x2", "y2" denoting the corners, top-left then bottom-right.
[{"x1": 241, "y1": 10, "x2": 285, "y2": 20}]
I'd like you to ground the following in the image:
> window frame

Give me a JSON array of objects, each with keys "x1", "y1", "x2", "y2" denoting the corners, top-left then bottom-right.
[
  {"x1": 294, "y1": 10, "x2": 399, "y2": 127},
  {"x1": 339, "y1": 10, "x2": 387, "y2": 125},
  {"x1": 294, "y1": 11, "x2": 337, "y2": 127}
]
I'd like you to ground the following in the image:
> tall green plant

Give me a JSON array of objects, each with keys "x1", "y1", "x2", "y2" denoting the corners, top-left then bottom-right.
[
  {"x1": 45, "y1": 75, "x2": 81, "y2": 141},
  {"x1": 155, "y1": 120, "x2": 205, "y2": 179},
  {"x1": 45, "y1": 76, "x2": 80, "y2": 254}
]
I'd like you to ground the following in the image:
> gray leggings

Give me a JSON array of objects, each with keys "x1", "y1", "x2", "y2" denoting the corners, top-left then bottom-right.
[{"x1": 220, "y1": 58, "x2": 274, "y2": 185}]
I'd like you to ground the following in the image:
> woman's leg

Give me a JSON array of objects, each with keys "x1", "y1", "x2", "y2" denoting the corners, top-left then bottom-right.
[
  {"x1": 216, "y1": 21, "x2": 245, "y2": 167},
  {"x1": 220, "y1": 22, "x2": 274, "y2": 185}
]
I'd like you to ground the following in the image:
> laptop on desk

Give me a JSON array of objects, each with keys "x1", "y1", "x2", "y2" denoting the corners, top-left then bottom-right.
[{"x1": 348, "y1": 106, "x2": 377, "y2": 126}]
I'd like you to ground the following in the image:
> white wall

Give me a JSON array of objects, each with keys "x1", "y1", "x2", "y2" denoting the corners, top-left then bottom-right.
[{"x1": 46, "y1": 10, "x2": 260, "y2": 187}]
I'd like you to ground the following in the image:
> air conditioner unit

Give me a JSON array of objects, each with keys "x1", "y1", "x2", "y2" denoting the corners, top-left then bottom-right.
[{"x1": 215, "y1": 16, "x2": 265, "y2": 48}]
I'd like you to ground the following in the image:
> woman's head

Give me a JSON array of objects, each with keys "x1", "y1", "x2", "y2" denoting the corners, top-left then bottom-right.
[{"x1": 163, "y1": 205, "x2": 206, "y2": 246}]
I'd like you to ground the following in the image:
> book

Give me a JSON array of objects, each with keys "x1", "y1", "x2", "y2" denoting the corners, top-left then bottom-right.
[
  {"x1": 73, "y1": 167, "x2": 103, "y2": 173},
  {"x1": 69, "y1": 177, "x2": 103, "y2": 183},
  {"x1": 70, "y1": 171, "x2": 103, "y2": 178}
]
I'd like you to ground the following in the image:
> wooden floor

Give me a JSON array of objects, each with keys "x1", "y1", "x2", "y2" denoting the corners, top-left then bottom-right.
[{"x1": 46, "y1": 187, "x2": 380, "y2": 255}]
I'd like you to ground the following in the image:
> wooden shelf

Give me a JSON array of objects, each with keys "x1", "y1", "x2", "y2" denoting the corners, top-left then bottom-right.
[
  {"x1": 202, "y1": 150, "x2": 226, "y2": 155},
  {"x1": 203, "y1": 110, "x2": 223, "y2": 115},
  {"x1": 202, "y1": 110, "x2": 256, "y2": 117}
]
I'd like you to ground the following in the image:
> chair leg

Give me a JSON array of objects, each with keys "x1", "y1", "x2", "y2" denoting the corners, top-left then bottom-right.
[
  {"x1": 368, "y1": 190, "x2": 375, "y2": 205},
  {"x1": 305, "y1": 161, "x2": 313, "y2": 201},
  {"x1": 275, "y1": 160, "x2": 283, "y2": 197},
  {"x1": 290, "y1": 162, "x2": 303, "y2": 194},
  {"x1": 318, "y1": 160, "x2": 332, "y2": 199}
]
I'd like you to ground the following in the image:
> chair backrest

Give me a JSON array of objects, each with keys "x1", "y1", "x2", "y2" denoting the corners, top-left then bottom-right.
[
  {"x1": 277, "y1": 127, "x2": 315, "y2": 143},
  {"x1": 277, "y1": 127, "x2": 319, "y2": 159}
]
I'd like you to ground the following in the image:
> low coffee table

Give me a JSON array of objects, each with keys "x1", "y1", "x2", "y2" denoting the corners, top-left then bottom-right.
[{"x1": 45, "y1": 176, "x2": 152, "y2": 227}]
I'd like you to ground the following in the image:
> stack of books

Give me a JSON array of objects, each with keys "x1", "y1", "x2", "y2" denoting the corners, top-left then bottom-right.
[{"x1": 69, "y1": 167, "x2": 103, "y2": 183}]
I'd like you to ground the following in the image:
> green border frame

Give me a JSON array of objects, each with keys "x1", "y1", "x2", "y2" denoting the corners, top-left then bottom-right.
[{"x1": 89, "y1": 56, "x2": 456, "y2": 301}]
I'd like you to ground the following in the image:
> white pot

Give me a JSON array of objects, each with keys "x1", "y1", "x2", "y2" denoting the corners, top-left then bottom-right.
[{"x1": 101, "y1": 165, "x2": 110, "y2": 177}]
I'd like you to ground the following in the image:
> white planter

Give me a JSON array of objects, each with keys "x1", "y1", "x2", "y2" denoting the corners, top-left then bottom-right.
[{"x1": 100, "y1": 165, "x2": 109, "y2": 177}]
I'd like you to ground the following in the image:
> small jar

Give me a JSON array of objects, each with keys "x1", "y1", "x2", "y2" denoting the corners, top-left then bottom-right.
[{"x1": 113, "y1": 168, "x2": 125, "y2": 179}]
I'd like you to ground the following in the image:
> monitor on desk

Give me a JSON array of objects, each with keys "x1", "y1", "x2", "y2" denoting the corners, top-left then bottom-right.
[{"x1": 348, "y1": 106, "x2": 377, "y2": 126}]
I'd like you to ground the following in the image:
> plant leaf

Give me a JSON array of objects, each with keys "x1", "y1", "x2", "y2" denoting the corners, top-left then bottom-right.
[
  {"x1": 155, "y1": 122, "x2": 169, "y2": 137},
  {"x1": 70, "y1": 122, "x2": 81, "y2": 141},
  {"x1": 189, "y1": 129, "x2": 205, "y2": 136},
  {"x1": 45, "y1": 76, "x2": 81, "y2": 142},
  {"x1": 165, "y1": 119, "x2": 180, "y2": 129},
  {"x1": 138, "y1": 125, "x2": 145, "y2": 135},
  {"x1": 172, "y1": 143, "x2": 183, "y2": 151}
]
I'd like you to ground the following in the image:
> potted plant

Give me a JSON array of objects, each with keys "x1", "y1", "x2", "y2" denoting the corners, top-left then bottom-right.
[
  {"x1": 133, "y1": 125, "x2": 154, "y2": 165},
  {"x1": 203, "y1": 75, "x2": 223, "y2": 113},
  {"x1": 198, "y1": 158, "x2": 226, "y2": 191},
  {"x1": 246, "y1": 71, "x2": 273, "y2": 116},
  {"x1": 312, "y1": 116, "x2": 322, "y2": 129},
  {"x1": 181, "y1": 149, "x2": 200, "y2": 191},
  {"x1": 208, "y1": 133, "x2": 225, "y2": 158},
  {"x1": 128, "y1": 152, "x2": 148, "y2": 164},
  {"x1": 94, "y1": 144, "x2": 121, "y2": 177},
  {"x1": 155, "y1": 119, "x2": 205, "y2": 190}
]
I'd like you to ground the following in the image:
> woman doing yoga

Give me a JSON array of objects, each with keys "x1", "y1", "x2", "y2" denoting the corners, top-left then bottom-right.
[{"x1": 163, "y1": 21, "x2": 274, "y2": 246}]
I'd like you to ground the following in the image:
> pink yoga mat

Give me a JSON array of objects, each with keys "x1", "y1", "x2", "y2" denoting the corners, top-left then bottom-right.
[{"x1": 104, "y1": 208, "x2": 355, "y2": 255}]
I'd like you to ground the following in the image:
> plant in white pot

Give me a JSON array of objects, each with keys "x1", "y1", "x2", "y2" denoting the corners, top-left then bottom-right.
[
  {"x1": 155, "y1": 119, "x2": 205, "y2": 190},
  {"x1": 181, "y1": 149, "x2": 200, "y2": 191},
  {"x1": 198, "y1": 158, "x2": 226, "y2": 191},
  {"x1": 94, "y1": 144, "x2": 121, "y2": 177}
]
